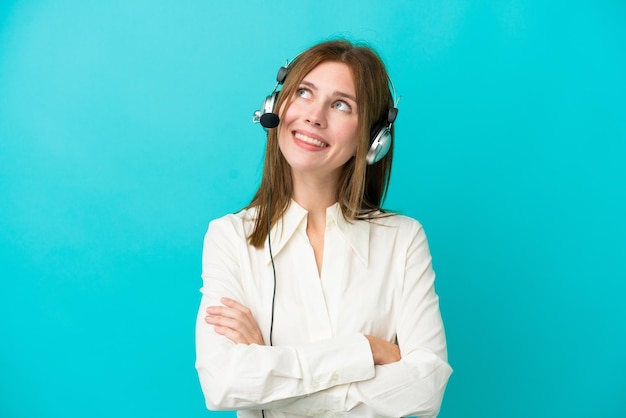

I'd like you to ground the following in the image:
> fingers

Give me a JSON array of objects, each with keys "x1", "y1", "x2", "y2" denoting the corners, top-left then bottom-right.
[
  {"x1": 204, "y1": 298, "x2": 264, "y2": 345},
  {"x1": 205, "y1": 299, "x2": 255, "y2": 334},
  {"x1": 205, "y1": 309, "x2": 252, "y2": 343},
  {"x1": 219, "y1": 297, "x2": 255, "y2": 323},
  {"x1": 212, "y1": 324, "x2": 247, "y2": 344},
  {"x1": 365, "y1": 335, "x2": 401, "y2": 365}
]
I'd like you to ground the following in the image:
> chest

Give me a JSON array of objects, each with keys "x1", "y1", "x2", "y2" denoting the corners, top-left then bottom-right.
[{"x1": 241, "y1": 226, "x2": 404, "y2": 345}]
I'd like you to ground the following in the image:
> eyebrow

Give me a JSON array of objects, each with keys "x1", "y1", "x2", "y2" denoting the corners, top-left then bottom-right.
[{"x1": 300, "y1": 80, "x2": 357, "y2": 103}]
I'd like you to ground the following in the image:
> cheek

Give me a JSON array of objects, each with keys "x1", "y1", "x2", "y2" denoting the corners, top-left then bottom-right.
[
  {"x1": 276, "y1": 104, "x2": 293, "y2": 148},
  {"x1": 341, "y1": 122, "x2": 360, "y2": 154},
  {"x1": 278, "y1": 100, "x2": 297, "y2": 124},
  {"x1": 277, "y1": 125, "x2": 289, "y2": 155}
]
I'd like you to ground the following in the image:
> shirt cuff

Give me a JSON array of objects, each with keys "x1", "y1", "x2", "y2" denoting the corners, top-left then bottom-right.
[{"x1": 295, "y1": 333, "x2": 375, "y2": 393}]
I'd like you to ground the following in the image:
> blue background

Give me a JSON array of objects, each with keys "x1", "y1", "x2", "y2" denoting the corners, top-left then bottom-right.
[{"x1": 1, "y1": 1, "x2": 624, "y2": 417}]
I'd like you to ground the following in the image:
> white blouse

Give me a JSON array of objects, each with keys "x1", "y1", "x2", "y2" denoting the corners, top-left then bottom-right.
[{"x1": 195, "y1": 201, "x2": 452, "y2": 417}]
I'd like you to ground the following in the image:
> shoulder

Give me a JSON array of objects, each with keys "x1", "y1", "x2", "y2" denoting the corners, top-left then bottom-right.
[
  {"x1": 205, "y1": 207, "x2": 258, "y2": 241},
  {"x1": 367, "y1": 214, "x2": 434, "y2": 270},
  {"x1": 368, "y1": 212, "x2": 424, "y2": 231},
  {"x1": 366, "y1": 213, "x2": 429, "y2": 247}
]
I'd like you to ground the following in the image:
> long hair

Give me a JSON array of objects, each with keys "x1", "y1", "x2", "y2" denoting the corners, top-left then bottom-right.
[{"x1": 247, "y1": 39, "x2": 395, "y2": 248}]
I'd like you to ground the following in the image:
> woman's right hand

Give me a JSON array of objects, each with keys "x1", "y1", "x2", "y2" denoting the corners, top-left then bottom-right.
[{"x1": 365, "y1": 335, "x2": 401, "y2": 365}]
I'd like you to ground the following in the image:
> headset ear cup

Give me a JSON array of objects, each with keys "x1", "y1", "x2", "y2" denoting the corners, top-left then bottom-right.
[
  {"x1": 259, "y1": 91, "x2": 280, "y2": 129},
  {"x1": 254, "y1": 62, "x2": 292, "y2": 131},
  {"x1": 366, "y1": 125, "x2": 392, "y2": 165},
  {"x1": 276, "y1": 66, "x2": 288, "y2": 84},
  {"x1": 265, "y1": 91, "x2": 279, "y2": 115},
  {"x1": 388, "y1": 107, "x2": 398, "y2": 124}
]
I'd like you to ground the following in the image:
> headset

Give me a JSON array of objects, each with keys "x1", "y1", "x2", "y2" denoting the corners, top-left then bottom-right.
[{"x1": 252, "y1": 60, "x2": 399, "y2": 165}]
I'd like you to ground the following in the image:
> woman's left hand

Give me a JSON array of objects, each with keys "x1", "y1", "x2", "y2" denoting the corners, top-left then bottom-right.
[{"x1": 205, "y1": 297, "x2": 265, "y2": 345}]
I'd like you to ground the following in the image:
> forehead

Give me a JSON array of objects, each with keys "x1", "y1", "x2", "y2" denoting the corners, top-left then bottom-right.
[{"x1": 301, "y1": 61, "x2": 356, "y2": 96}]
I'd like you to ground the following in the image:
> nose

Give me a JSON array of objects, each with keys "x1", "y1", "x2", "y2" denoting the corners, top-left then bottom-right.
[{"x1": 305, "y1": 101, "x2": 327, "y2": 128}]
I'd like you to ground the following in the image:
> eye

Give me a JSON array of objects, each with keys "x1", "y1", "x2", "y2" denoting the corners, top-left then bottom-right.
[
  {"x1": 296, "y1": 87, "x2": 312, "y2": 99},
  {"x1": 333, "y1": 100, "x2": 352, "y2": 112}
]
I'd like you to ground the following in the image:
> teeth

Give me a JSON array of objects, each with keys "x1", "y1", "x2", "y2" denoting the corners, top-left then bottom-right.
[{"x1": 294, "y1": 132, "x2": 327, "y2": 147}]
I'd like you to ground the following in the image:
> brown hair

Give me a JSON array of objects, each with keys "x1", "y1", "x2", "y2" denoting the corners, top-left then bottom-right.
[{"x1": 247, "y1": 39, "x2": 395, "y2": 248}]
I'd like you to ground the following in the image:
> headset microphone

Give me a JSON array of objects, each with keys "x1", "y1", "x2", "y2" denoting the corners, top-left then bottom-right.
[
  {"x1": 260, "y1": 111, "x2": 280, "y2": 129},
  {"x1": 253, "y1": 64, "x2": 289, "y2": 130}
]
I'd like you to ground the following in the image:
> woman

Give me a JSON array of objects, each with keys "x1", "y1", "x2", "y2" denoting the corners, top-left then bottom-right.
[{"x1": 195, "y1": 39, "x2": 452, "y2": 417}]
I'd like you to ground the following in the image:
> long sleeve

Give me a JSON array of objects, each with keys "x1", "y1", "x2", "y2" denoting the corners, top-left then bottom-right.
[
  {"x1": 195, "y1": 205, "x2": 452, "y2": 417},
  {"x1": 195, "y1": 217, "x2": 376, "y2": 411},
  {"x1": 274, "y1": 221, "x2": 452, "y2": 417}
]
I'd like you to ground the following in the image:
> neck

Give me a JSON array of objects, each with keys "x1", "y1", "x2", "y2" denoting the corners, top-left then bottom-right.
[
  {"x1": 291, "y1": 172, "x2": 339, "y2": 215},
  {"x1": 290, "y1": 172, "x2": 337, "y2": 277}
]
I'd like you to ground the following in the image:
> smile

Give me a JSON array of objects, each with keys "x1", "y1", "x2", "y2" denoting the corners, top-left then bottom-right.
[{"x1": 294, "y1": 132, "x2": 328, "y2": 148}]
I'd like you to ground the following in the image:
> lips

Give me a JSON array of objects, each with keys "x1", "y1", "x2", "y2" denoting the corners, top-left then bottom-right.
[{"x1": 293, "y1": 131, "x2": 328, "y2": 148}]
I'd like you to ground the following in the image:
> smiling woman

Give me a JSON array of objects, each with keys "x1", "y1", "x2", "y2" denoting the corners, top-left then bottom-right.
[
  {"x1": 195, "y1": 39, "x2": 452, "y2": 418},
  {"x1": 278, "y1": 61, "x2": 360, "y2": 212}
]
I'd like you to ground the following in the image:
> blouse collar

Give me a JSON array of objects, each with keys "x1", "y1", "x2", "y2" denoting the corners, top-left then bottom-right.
[{"x1": 265, "y1": 200, "x2": 370, "y2": 266}]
